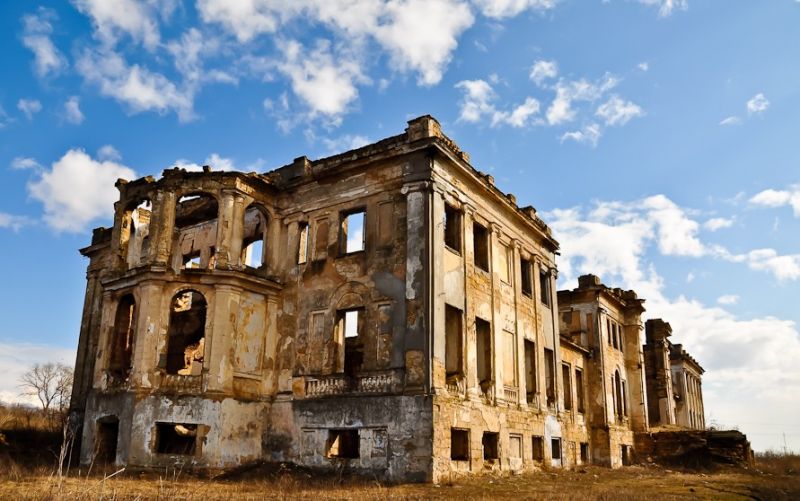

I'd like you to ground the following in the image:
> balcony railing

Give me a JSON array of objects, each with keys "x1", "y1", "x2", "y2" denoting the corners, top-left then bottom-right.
[
  {"x1": 304, "y1": 370, "x2": 400, "y2": 397},
  {"x1": 160, "y1": 373, "x2": 203, "y2": 393},
  {"x1": 445, "y1": 375, "x2": 466, "y2": 396},
  {"x1": 503, "y1": 386, "x2": 519, "y2": 404}
]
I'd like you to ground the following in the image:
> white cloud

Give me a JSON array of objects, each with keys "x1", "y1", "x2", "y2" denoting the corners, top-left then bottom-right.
[
  {"x1": 11, "y1": 157, "x2": 42, "y2": 170},
  {"x1": 0, "y1": 105, "x2": 9, "y2": 128},
  {"x1": 746, "y1": 92, "x2": 769, "y2": 115},
  {"x1": 686, "y1": 272, "x2": 695, "y2": 283},
  {"x1": 0, "y1": 213, "x2": 31, "y2": 231},
  {"x1": 17, "y1": 99, "x2": 42, "y2": 120},
  {"x1": 472, "y1": 0, "x2": 557, "y2": 18},
  {"x1": 173, "y1": 153, "x2": 246, "y2": 172},
  {"x1": 595, "y1": 94, "x2": 644, "y2": 126},
  {"x1": 719, "y1": 116, "x2": 742, "y2": 126},
  {"x1": 166, "y1": 28, "x2": 236, "y2": 86},
  {"x1": 97, "y1": 145, "x2": 121, "y2": 161},
  {"x1": 750, "y1": 185, "x2": 800, "y2": 217},
  {"x1": 742, "y1": 249, "x2": 800, "y2": 282},
  {"x1": 640, "y1": 195, "x2": 704, "y2": 256},
  {"x1": 196, "y1": 0, "x2": 282, "y2": 43},
  {"x1": 64, "y1": 96, "x2": 85, "y2": 124},
  {"x1": 530, "y1": 59, "x2": 558, "y2": 85},
  {"x1": 76, "y1": 48, "x2": 195, "y2": 121},
  {"x1": 637, "y1": 62, "x2": 649, "y2": 72},
  {"x1": 546, "y1": 73, "x2": 619, "y2": 125},
  {"x1": 455, "y1": 79, "x2": 541, "y2": 127},
  {"x1": 717, "y1": 294, "x2": 739, "y2": 305},
  {"x1": 322, "y1": 134, "x2": 372, "y2": 153},
  {"x1": 637, "y1": 0, "x2": 688, "y2": 17},
  {"x1": 21, "y1": 7, "x2": 67, "y2": 78},
  {"x1": 72, "y1": 0, "x2": 162, "y2": 50},
  {"x1": 704, "y1": 217, "x2": 734, "y2": 231},
  {"x1": 27, "y1": 148, "x2": 136, "y2": 232},
  {"x1": 560, "y1": 123, "x2": 602, "y2": 147},
  {"x1": 0, "y1": 342, "x2": 75, "y2": 407}
]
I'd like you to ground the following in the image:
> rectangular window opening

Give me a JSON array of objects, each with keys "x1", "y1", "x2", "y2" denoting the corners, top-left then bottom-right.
[
  {"x1": 476, "y1": 318, "x2": 492, "y2": 391},
  {"x1": 524, "y1": 340, "x2": 537, "y2": 403},
  {"x1": 298, "y1": 222, "x2": 309, "y2": 264},
  {"x1": 473, "y1": 222, "x2": 490, "y2": 272},
  {"x1": 544, "y1": 348, "x2": 555, "y2": 407},
  {"x1": 445, "y1": 305, "x2": 464, "y2": 378},
  {"x1": 521, "y1": 259, "x2": 533, "y2": 297},
  {"x1": 562, "y1": 363, "x2": 572, "y2": 411},
  {"x1": 539, "y1": 269, "x2": 551, "y2": 307},
  {"x1": 580, "y1": 442, "x2": 589, "y2": 462},
  {"x1": 341, "y1": 210, "x2": 366, "y2": 254},
  {"x1": 576, "y1": 368, "x2": 585, "y2": 413},
  {"x1": 338, "y1": 309, "x2": 364, "y2": 376},
  {"x1": 482, "y1": 432, "x2": 499, "y2": 460},
  {"x1": 499, "y1": 244, "x2": 511, "y2": 283},
  {"x1": 326, "y1": 429, "x2": 360, "y2": 459},
  {"x1": 551, "y1": 438, "x2": 562, "y2": 460},
  {"x1": 155, "y1": 422, "x2": 198, "y2": 455},
  {"x1": 444, "y1": 204, "x2": 462, "y2": 252},
  {"x1": 532, "y1": 436, "x2": 544, "y2": 461},
  {"x1": 450, "y1": 428, "x2": 470, "y2": 461}
]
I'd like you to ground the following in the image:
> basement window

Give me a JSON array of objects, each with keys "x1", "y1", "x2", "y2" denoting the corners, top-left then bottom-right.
[
  {"x1": 473, "y1": 222, "x2": 490, "y2": 272},
  {"x1": 326, "y1": 429, "x2": 359, "y2": 459},
  {"x1": 444, "y1": 203, "x2": 462, "y2": 252},
  {"x1": 551, "y1": 438, "x2": 562, "y2": 461},
  {"x1": 450, "y1": 428, "x2": 470, "y2": 461},
  {"x1": 532, "y1": 436, "x2": 544, "y2": 461},
  {"x1": 482, "y1": 432, "x2": 499, "y2": 460},
  {"x1": 340, "y1": 209, "x2": 366, "y2": 254},
  {"x1": 155, "y1": 422, "x2": 197, "y2": 455}
]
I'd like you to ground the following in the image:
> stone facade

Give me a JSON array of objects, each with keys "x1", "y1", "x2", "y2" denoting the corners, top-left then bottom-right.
[{"x1": 69, "y1": 115, "x2": 708, "y2": 482}]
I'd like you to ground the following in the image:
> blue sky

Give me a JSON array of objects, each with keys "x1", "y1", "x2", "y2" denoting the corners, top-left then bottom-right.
[{"x1": 1, "y1": 0, "x2": 799, "y2": 452}]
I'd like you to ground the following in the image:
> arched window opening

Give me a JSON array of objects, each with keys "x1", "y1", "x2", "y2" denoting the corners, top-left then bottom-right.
[
  {"x1": 176, "y1": 194, "x2": 219, "y2": 271},
  {"x1": 122, "y1": 199, "x2": 152, "y2": 269},
  {"x1": 241, "y1": 207, "x2": 267, "y2": 269},
  {"x1": 109, "y1": 294, "x2": 136, "y2": 381},
  {"x1": 165, "y1": 290, "x2": 207, "y2": 375}
]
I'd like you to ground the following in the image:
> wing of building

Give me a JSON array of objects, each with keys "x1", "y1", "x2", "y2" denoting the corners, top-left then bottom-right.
[{"x1": 69, "y1": 115, "x2": 713, "y2": 482}]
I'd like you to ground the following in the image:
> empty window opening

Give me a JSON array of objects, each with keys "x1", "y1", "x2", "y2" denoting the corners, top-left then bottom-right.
[
  {"x1": 614, "y1": 370, "x2": 623, "y2": 419},
  {"x1": 532, "y1": 436, "x2": 544, "y2": 461},
  {"x1": 473, "y1": 222, "x2": 490, "y2": 272},
  {"x1": 544, "y1": 348, "x2": 556, "y2": 407},
  {"x1": 341, "y1": 210, "x2": 365, "y2": 254},
  {"x1": 445, "y1": 305, "x2": 464, "y2": 378},
  {"x1": 243, "y1": 239, "x2": 264, "y2": 268},
  {"x1": 241, "y1": 207, "x2": 267, "y2": 269},
  {"x1": 183, "y1": 253, "x2": 201, "y2": 269},
  {"x1": 575, "y1": 368, "x2": 585, "y2": 413},
  {"x1": 109, "y1": 294, "x2": 136, "y2": 380},
  {"x1": 539, "y1": 269, "x2": 551, "y2": 307},
  {"x1": 165, "y1": 290, "x2": 207, "y2": 375},
  {"x1": 622, "y1": 380, "x2": 628, "y2": 417},
  {"x1": 125, "y1": 200, "x2": 152, "y2": 269},
  {"x1": 337, "y1": 308, "x2": 364, "y2": 376},
  {"x1": 520, "y1": 259, "x2": 533, "y2": 297},
  {"x1": 155, "y1": 422, "x2": 197, "y2": 455},
  {"x1": 562, "y1": 363, "x2": 572, "y2": 411},
  {"x1": 551, "y1": 438, "x2": 562, "y2": 461},
  {"x1": 607, "y1": 319, "x2": 612, "y2": 346},
  {"x1": 612, "y1": 323, "x2": 619, "y2": 349},
  {"x1": 619, "y1": 329, "x2": 625, "y2": 353},
  {"x1": 499, "y1": 244, "x2": 511, "y2": 283},
  {"x1": 524, "y1": 340, "x2": 537, "y2": 403},
  {"x1": 450, "y1": 428, "x2": 470, "y2": 461},
  {"x1": 95, "y1": 417, "x2": 119, "y2": 464},
  {"x1": 621, "y1": 445, "x2": 631, "y2": 466},
  {"x1": 482, "y1": 432, "x2": 499, "y2": 460},
  {"x1": 509, "y1": 434, "x2": 522, "y2": 459},
  {"x1": 298, "y1": 222, "x2": 309, "y2": 264},
  {"x1": 502, "y1": 330, "x2": 517, "y2": 387},
  {"x1": 444, "y1": 204, "x2": 462, "y2": 252},
  {"x1": 580, "y1": 442, "x2": 589, "y2": 462},
  {"x1": 176, "y1": 194, "x2": 218, "y2": 228},
  {"x1": 326, "y1": 429, "x2": 359, "y2": 459},
  {"x1": 476, "y1": 318, "x2": 492, "y2": 392}
]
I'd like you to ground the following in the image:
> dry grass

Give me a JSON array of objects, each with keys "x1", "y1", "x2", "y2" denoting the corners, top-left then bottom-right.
[{"x1": 2, "y1": 404, "x2": 798, "y2": 500}]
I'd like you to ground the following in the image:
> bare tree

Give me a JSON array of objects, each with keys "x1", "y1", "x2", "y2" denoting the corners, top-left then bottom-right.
[{"x1": 19, "y1": 362, "x2": 73, "y2": 416}]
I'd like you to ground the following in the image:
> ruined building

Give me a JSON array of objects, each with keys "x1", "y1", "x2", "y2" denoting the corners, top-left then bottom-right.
[
  {"x1": 70, "y1": 116, "x2": 708, "y2": 482},
  {"x1": 643, "y1": 319, "x2": 706, "y2": 430}
]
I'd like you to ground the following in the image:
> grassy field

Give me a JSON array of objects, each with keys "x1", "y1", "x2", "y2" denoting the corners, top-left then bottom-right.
[{"x1": 2, "y1": 405, "x2": 798, "y2": 500}]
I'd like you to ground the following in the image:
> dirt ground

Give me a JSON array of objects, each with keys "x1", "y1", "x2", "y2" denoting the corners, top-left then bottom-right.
[{"x1": 0, "y1": 461, "x2": 798, "y2": 500}]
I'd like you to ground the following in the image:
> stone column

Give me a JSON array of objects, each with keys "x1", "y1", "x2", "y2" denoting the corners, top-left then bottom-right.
[
  {"x1": 205, "y1": 285, "x2": 240, "y2": 394},
  {"x1": 512, "y1": 240, "x2": 525, "y2": 406},
  {"x1": 462, "y1": 206, "x2": 480, "y2": 399},
  {"x1": 130, "y1": 281, "x2": 164, "y2": 389},
  {"x1": 148, "y1": 190, "x2": 176, "y2": 267},
  {"x1": 488, "y1": 222, "x2": 501, "y2": 402},
  {"x1": 430, "y1": 185, "x2": 446, "y2": 391},
  {"x1": 214, "y1": 191, "x2": 237, "y2": 269}
]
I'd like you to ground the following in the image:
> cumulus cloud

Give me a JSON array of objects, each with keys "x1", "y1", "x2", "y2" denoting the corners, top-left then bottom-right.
[
  {"x1": 595, "y1": 95, "x2": 644, "y2": 126},
  {"x1": 71, "y1": 0, "x2": 163, "y2": 50},
  {"x1": 717, "y1": 294, "x2": 739, "y2": 305},
  {"x1": 746, "y1": 92, "x2": 769, "y2": 115},
  {"x1": 11, "y1": 157, "x2": 42, "y2": 170},
  {"x1": 17, "y1": 99, "x2": 42, "y2": 120},
  {"x1": 637, "y1": 0, "x2": 688, "y2": 17},
  {"x1": 63, "y1": 96, "x2": 85, "y2": 124},
  {"x1": 21, "y1": 7, "x2": 67, "y2": 78},
  {"x1": 750, "y1": 185, "x2": 800, "y2": 217},
  {"x1": 530, "y1": 59, "x2": 558, "y2": 85},
  {"x1": 472, "y1": 0, "x2": 558, "y2": 18},
  {"x1": 703, "y1": 217, "x2": 734, "y2": 231},
  {"x1": 560, "y1": 123, "x2": 602, "y2": 147},
  {"x1": 171, "y1": 153, "x2": 259, "y2": 172},
  {"x1": 321, "y1": 134, "x2": 372, "y2": 153},
  {"x1": 455, "y1": 79, "x2": 541, "y2": 127},
  {"x1": 97, "y1": 145, "x2": 121, "y2": 161},
  {"x1": 76, "y1": 47, "x2": 195, "y2": 121},
  {"x1": 27, "y1": 148, "x2": 136, "y2": 232},
  {"x1": 546, "y1": 73, "x2": 619, "y2": 125},
  {"x1": 741, "y1": 249, "x2": 800, "y2": 282},
  {"x1": 0, "y1": 213, "x2": 32, "y2": 231}
]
